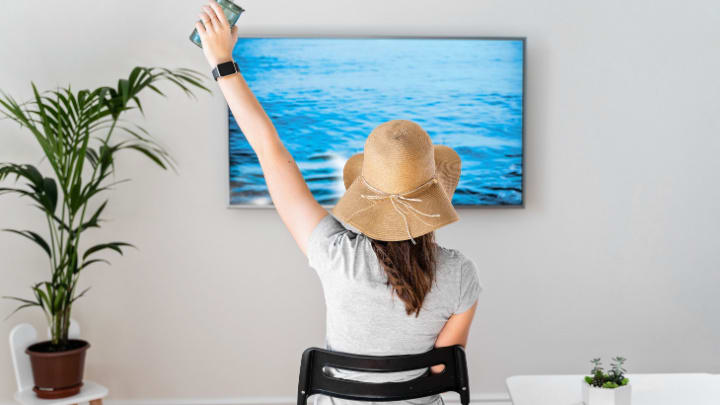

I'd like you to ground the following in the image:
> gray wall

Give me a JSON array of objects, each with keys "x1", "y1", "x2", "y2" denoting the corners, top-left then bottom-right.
[{"x1": 1, "y1": 0, "x2": 719, "y2": 402}]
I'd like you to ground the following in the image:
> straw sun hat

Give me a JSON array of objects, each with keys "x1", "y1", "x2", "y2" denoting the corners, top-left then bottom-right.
[{"x1": 332, "y1": 120, "x2": 462, "y2": 242}]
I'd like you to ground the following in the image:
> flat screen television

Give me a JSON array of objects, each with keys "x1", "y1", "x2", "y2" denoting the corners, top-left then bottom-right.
[{"x1": 228, "y1": 37, "x2": 525, "y2": 207}]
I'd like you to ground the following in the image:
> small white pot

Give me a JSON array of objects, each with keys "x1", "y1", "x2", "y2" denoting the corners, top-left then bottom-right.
[{"x1": 582, "y1": 380, "x2": 632, "y2": 405}]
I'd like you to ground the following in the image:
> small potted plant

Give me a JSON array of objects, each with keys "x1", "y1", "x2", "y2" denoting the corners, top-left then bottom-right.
[
  {"x1": 1, "y1": 66, "x2": 208, "y2": 398},
  {"x1": 582, "y1": 357, "x2": 631, "y2": 405}
]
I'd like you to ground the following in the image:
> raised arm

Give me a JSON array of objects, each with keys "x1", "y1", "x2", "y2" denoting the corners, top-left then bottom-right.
[{"x1": 196, "y1": 0, "x2": 327, "y2": 255}]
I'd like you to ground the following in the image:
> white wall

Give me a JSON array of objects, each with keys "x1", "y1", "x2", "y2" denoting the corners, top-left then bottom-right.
[{"x1": 1, "y1": 0, "x2": 719, "y2": 402}]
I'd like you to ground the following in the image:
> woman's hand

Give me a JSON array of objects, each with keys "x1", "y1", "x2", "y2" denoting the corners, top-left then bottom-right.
[{"x1": 195, "y1": 0, "x2": 239, "y2": 67}]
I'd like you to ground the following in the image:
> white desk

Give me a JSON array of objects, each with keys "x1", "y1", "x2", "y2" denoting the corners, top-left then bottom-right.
[{"x1": 506, "y1": 374, "x2": 720, "y2": 405}]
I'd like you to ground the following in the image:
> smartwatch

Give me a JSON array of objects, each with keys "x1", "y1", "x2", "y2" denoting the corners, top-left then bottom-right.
[{"x1": 212, "y1": 60, "x2": 239, "y2": 81}]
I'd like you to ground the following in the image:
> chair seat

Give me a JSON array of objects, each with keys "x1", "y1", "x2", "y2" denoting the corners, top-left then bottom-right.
[{"x1": 14, "y1": 380, "x2": 108, "y2": 405}]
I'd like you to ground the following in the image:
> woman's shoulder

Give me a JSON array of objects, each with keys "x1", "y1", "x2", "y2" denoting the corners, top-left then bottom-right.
[
  {"x1": 434, "y1": 243, "x2": 473, "y2": 267},
  {"x1": 307, "y1": 213, "x2": 366, "y2": 273},
  {"x1": 433, "y1": 243, "x2": 481, "y2": 286},
  {"x1": 433, "y1": 243, "x2": 483, "y2": 313},
  {"x1": 309, "y1": 213, "x2": 362, "y2": 244}
]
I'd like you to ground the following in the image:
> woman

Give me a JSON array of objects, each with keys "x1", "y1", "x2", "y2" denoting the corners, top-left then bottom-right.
[{"x1": 196, "y1": 2, "x2": 481, "y2": 404}]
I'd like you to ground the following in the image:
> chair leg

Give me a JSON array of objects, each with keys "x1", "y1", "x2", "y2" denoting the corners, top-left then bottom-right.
[{"x1": 89, "y1": 400, "x2": 103, "y2": 405}]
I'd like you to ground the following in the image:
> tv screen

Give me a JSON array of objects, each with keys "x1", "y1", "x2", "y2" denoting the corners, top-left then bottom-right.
[{"x1": 228, "y1": 37, "x2": 525, "y2": 207}]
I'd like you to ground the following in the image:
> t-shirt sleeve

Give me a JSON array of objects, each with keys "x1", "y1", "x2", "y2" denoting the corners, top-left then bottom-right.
[
  {"x1": 307, "y1": 213, "x2": 352, "y2": 276},
  {"x1": 454, "y1": 257, "x2": 482, "y2": 314}
]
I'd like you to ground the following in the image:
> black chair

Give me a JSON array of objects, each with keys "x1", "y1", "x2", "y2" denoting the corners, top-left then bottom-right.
[{"x1": 297, "y1": 345, "x2": 470, "y2": 405}]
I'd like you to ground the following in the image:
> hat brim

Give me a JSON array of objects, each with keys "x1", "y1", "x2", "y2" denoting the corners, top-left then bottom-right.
[{"x1": 331, "y1": 145, "x2": 461, "y2": 241}]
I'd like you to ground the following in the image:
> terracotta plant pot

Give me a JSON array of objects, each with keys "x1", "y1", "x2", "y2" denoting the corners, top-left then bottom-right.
[{"x1": 26, "y1": 339, "x2": 90, "y2": 399}]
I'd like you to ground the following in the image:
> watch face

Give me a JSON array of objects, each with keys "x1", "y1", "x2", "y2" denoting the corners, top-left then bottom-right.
[{"x1": 217, "y1": 62, "x2": 237, "y2": 76}]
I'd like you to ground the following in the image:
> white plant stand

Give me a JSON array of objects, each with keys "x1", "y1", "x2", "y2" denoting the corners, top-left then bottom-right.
[{"x1": 9, "y1": 322, "x2": 109, "y2": 405}]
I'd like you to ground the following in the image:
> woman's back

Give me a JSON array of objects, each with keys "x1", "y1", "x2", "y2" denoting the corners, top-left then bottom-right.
[{"x1": 308, "y1": 214, "x2": 481, "y2": 404}]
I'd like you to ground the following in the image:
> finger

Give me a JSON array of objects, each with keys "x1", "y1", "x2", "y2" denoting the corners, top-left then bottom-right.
[
  {"x1": 231, "y1": 25, "x2": 239, "y2": 40},
  {"x1": 208, "y1": 0, "x2": 229, "y2": 29},
  {"x1": 198, "y1": 11, "x2": 213, "y2": 32},
  {"x1": 201, "y1": 5, "x2": 220, "y2": 31},
  {"x1": 195, "y1": 20, "x2": 207, "y2": 36},
  {"x1": 202, "y1": 4, "x2": 222, "y2": 31}
]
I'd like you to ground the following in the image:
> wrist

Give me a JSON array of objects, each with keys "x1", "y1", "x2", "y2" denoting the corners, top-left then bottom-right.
[
  {"x1": 209, "y1": 55, "x2": 233, "y2": 67},
  {"x1": 212, "y1": 60, "x2": 240, "y2": 81}
]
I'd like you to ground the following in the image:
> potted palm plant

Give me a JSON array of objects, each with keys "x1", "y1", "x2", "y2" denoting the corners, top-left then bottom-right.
[{"x1": 0, "y1": 66, "x2": 209, "y2": 398}]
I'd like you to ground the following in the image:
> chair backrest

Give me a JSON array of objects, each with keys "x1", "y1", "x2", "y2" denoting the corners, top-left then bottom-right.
[
  {"x1": 8, "y1": 320, "x2": 80, "y2": 393},
  {"x1": 297, "y1": 345, "x2": 470, "y2": 405},
  {"x1": 9, "y1": 324, "x2": 36, "y2": 392}
]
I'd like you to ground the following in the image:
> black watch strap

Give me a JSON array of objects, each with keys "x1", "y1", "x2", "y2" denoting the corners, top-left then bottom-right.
[{"x1": 212, "y1": 61, "x2": 239, "y2": 81}]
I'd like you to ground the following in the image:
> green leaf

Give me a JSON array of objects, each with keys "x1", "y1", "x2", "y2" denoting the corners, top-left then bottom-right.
[
  {"x1": 68, "y1": 181, "x2": 83, "y2": 215},
  {"x1": 42, "y1": 176, "x2": 58, "y2": 214},
  {"x1": 132, "y1": 96, "x2": 144, "y2": 115},
  {"x1": 22, "y1": 164, "x2": 43, "y2": 185},
  {"x1": 119, "y1": 78, "x2": 130, "y2": 105},
  {"x1": 77, "y1": 259, "x2": 110, "y2": 273},
  {"x1": 3, "y1": 229, "x2": 52, "y2": 257},
  {"x1": 128, "y1": 67, "x2": 141, "y2": 89},
  {"x1": 0, "y1": 164, "x2": 43, "y2": 189},
  {"x1": 83, "y1": 241, "x2": 134, "y2": 260},
  {"x1": 147, "y1": 84, "x2": 166, "y2": 97},
  {"x1": 33, "y1": 286, "x2": 51, "y2": 312},
  {"x1": 4, "y1": 303, "x2": 40, "y2": 320},
  {"x1": 78, "y1": 200, "x2": 108, "y2": 231},
  {"x1": 71, "y1": 287, "x2": 91, "y2": 302},
  {"x1": 85, "y1": 147, "x2": 99, "y2": 169},
  {"x1": 53, "y1": 88, "x2": 77, "y2": 126},
  {"x1": 0, "y1": 186, "x2": 33, "y2": 199},
  {"x1": 125, "y1": 144, "x2": 167, "y2": 169},
  {"x1": 2, "y1": 295, "x2": 40, "y2": 306}
]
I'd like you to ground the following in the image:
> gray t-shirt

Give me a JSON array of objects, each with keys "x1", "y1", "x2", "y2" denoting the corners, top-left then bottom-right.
[{"x1": 307, "y1": 214, "x2": 482, "y2": 405}]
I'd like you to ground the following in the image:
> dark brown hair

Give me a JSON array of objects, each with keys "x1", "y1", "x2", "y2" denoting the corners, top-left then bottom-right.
[{"x1": 370, "y1": 232, "x2": 437, "y2": 317}]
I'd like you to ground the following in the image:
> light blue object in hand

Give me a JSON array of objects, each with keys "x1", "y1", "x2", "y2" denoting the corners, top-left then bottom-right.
[{"x1": 190, "y1": 0, "x2": 244, "y2": 48}]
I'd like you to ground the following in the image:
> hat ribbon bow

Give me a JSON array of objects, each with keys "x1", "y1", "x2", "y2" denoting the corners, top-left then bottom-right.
[{"x1": 357, "y1": 176, "x2": 441, "y2": 244}]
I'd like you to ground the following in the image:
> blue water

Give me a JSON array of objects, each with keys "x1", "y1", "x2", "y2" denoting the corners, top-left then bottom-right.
[{"x1": 229, "y1": 38, "x2": 524, "y2": 206}]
